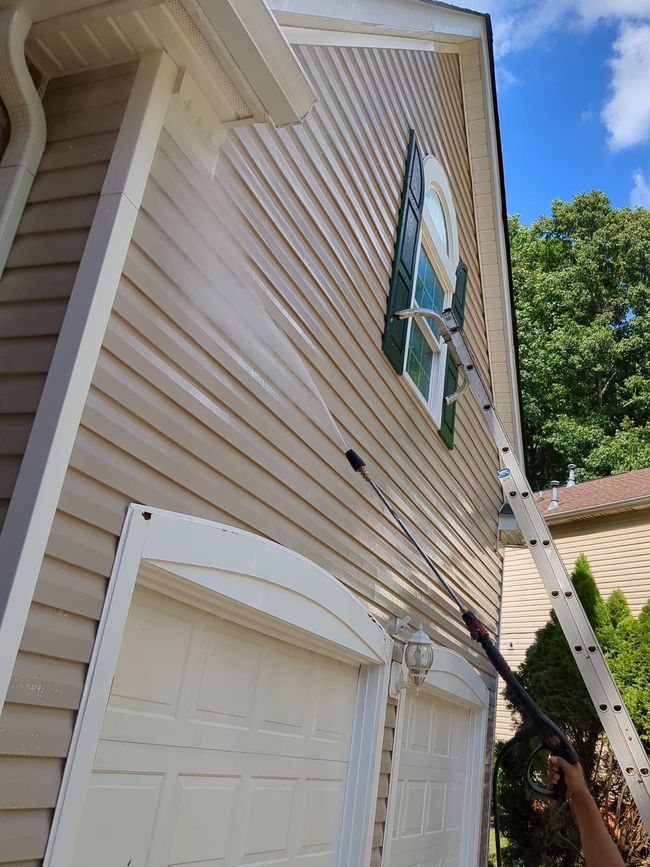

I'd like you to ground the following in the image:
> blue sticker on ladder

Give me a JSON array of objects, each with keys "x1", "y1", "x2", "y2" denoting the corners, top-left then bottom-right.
[{"x1": 497, "y1": 469, "x2": 512, "y2": 479}]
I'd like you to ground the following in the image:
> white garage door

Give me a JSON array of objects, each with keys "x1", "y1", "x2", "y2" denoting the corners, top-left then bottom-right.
[
  {"x1": 72, "y1": 585, "x2": 360, "y2": 867},
  {"x1": 388, "y1": 689, "x2": 472, "y2": 867}
]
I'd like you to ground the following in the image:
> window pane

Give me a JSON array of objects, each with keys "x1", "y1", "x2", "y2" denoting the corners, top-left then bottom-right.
[
  {"x1": 407, "y1": 323, "x2": 433, "y2": 400},
  {"x1": 425, "y1": 188, "x2": 448, "y2": 253},
  {"x1": 415, "y1": 250, "x2": 444, "y2": 338}
]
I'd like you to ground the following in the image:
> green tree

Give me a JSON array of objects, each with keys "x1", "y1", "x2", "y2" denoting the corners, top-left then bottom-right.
[
  {"x1": 606, "y1": 596, "x2": 650, "y2": 744},
  {"x1": 510, "y1": 192, "x2": 650, "y2": 488},
  {"x1": 497, "y1": 555, "x2": 606, "y2": 867},
  {"x1": 495, "y1": 556, "x2": 650, "y2": 866}
]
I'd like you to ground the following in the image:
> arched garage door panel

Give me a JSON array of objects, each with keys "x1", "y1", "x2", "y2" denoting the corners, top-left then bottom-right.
[{"x1": 72, "y1": 585, "x2": 360, "y2": 867}]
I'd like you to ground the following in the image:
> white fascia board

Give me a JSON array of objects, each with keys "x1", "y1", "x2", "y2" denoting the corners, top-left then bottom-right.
[
  {"x1": 473, "y1": 20, "x2": 525, "y2": 462},
  {"x1": 184, "y1": 0, "x2": 317, "y2": 126},
  {"x1": 271, "y1": 0, "x2": 483, "y2": 41},
  {"x1": 544, "y1": 496, "x2": 650, "y2": 525}
]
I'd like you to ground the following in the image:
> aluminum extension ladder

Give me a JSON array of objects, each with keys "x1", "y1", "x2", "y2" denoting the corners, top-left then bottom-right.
[{"x1": 398, "y1": 304, "x2": 650, "y2": 833}]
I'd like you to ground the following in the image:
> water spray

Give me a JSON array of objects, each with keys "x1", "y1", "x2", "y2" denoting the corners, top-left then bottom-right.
[{"x1": 345, "y1": 447, "x2": 579, "y2": 805}]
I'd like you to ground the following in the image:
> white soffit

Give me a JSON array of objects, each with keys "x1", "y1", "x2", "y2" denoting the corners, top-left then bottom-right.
[{"x1": 23, "y1": 0, "x2": 315, "y2": 127}]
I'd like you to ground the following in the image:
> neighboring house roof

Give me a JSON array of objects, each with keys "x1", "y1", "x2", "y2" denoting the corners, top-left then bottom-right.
[{"x1": 536, "y1": 468, "x2": 650, "y2": 522}]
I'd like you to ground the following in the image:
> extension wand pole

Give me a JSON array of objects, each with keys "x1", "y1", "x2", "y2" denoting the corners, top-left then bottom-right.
[
  {"x1": 345, "y1": 448, "x2": 579, "y2": 791},
  {"x1": 345, "y1": 449, "x2": 465, "y2": 611}
]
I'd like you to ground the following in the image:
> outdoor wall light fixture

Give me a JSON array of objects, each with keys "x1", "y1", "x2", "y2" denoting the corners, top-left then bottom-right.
[
  {"x1": 390, "y1": 617, "x2": 435, "y2": 692},
  {"x1": 404, "y1": 624, "x2": 435, "y2": 687},
  {"x1": 497, "y1": 501, "x2": 526, "y2": 547}
]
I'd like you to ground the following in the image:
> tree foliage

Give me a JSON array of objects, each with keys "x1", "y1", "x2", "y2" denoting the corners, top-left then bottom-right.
[
  {"x1": 510, "y1": 192, "x2": 650, "y2": 488},
  {"x1": 495, "y1": 555, "x2": 650, "y2": 866}
]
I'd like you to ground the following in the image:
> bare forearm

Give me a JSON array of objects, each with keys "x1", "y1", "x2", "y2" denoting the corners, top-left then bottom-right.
[{"x1": 570, "y1": 793, "x2": 625, "y2": 867}]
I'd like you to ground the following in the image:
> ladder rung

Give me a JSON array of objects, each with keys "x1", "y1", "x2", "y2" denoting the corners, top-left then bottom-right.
[{"x1": 437, "y1": 308, "x2": 650, "y2": 832}]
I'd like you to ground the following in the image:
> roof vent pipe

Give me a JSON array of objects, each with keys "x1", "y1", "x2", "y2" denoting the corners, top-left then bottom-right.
[
  {"x1": 0, "y1": 7, "x2": 46, "y2": 279},
  {"x1": 567, "y1": 464, "x2": 577, "y2": 487},
  {"x1": 547, "y1": 481, "x2": 560, "y2": 510}
]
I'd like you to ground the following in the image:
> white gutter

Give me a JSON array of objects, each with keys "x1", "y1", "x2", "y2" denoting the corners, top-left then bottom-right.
[
  {"x1": 544, "y1": 495, "x2": 650, "y2": 524},
  {"x1": 0, "y1": 5, "x2": 46, "y2": 276}
]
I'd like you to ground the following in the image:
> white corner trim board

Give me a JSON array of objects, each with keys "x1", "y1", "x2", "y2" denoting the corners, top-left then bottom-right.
[
  {"x1": 44, "y1": 507, "x2": 393, "y2": 867},
  {"x1": 0, "y1": 6, "x2": 46, "y2": 277},
  {"x1": 0, "y1": 51, "x2": 178, "y2": 712}
]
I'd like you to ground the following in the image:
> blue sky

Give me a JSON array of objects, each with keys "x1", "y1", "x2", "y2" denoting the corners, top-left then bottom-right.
[{"x1": 472, "y1": 2, "x2": 650, "y2": 225}]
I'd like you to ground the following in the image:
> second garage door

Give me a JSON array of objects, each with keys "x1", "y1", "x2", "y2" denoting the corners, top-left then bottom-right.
[
  {"x1": 71, "y1": 584, "x2": 360, "y2": 867},
  {"x1": 388, "y1": 688, "x2": 472, "y2": 867}
]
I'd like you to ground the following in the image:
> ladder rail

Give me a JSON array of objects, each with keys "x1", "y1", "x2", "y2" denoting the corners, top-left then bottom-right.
[
  {"x1": 398, "y1": 306, "x2": 650, "y2": 831},
  {"x1": 439, "y1": 307, "x2": 650, "y2": 830}
]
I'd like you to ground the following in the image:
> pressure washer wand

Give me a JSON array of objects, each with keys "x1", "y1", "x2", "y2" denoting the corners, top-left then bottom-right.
[
  {"x1": 344, "y1": 449, "x2": 465, "y2": 611},
  {"x1": 345, "y1": 448, "x2": 579, "y2": 795}
]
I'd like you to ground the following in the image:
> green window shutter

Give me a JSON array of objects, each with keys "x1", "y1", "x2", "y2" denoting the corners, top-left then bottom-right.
[
  {"x1": 438, "y1": 355, "x2": 459, "y2": 450},
  {"x1": 451, "y1": 260, "x2": 468, "y2": 327},
  {"x1": 439, "y1": 261, "x2": 468, "y2": 449},
  {"x1": 382, "y1": 129, "x2": 424, "y2": 373}
]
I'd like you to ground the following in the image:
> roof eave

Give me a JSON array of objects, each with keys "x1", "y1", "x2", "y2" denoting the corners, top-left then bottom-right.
[
  {"x1": 184, "y1": 0, "x2": 317, "y2": 126},
  {"x1": 543, "y1": 495, "x2": 650, "y2": 524}
]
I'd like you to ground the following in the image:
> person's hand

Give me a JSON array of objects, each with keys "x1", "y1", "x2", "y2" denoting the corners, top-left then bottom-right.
[{"x1": 549, "y1": 755, "x2": 591, "y2": 803}]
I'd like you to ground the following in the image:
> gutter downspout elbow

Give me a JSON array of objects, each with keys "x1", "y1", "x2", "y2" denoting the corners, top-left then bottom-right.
[{"x1": 0, "y1": 7, "x2": 46, "y2": 277}]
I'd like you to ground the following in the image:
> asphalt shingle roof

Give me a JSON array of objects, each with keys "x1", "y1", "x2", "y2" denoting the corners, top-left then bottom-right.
[{"x1": 536, "y1": 468, "x2": 650, "y2": 517}]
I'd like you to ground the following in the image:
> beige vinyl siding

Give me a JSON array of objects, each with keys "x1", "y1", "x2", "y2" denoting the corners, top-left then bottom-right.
[
  {"x1": 3, "y1": 46, "x2": 505, "y2": 861},
  {"x1": 0, "y1": 65, "x2": 135, "y2": 865},
  {"x1": 372, "y1": 698, "x2": 398, "y2": 867},
  {"x1": 496, "y1": 507, "x2": 650, "y2": 740},
  {"x1": 0, "y1": 63, "x2": 135, "y2": 534}
]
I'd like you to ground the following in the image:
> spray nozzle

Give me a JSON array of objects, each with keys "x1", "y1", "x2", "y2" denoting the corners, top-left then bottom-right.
[{"x1": 345, "y1": 449, "x2": 366, "y2": 473}]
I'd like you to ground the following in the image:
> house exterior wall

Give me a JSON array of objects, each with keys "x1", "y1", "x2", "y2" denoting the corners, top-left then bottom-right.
[
  {"x1": 0, "y1": 63, "x2": 135, "y2": 534},
  {"x1": 0, "y1": 63, "x2": 136, "y2": 864},
  {"x1": 496, "y1": 506, "x2": 650, "y2": 741},
  {"x1": 0, "y1": 43, "x2": 510, "y2": 865}
]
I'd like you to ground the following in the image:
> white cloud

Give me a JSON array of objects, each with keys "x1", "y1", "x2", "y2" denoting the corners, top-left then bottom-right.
[
  {"x1": 580, "y1": 106, "x2": 594, "y2": 124},
  {"x1": 575, "y1": 0, "x2": 650, "y2": 23},
  {"x1": 630, "y1": 169, "x2": 650, "y2": 207},
  {"x1": 496, "y1": 65, "x2": 519, "y2": 91},
  {"x1": 470, "y1": 3, "x2": 650, "y2": 150},
  {"x1": 602, "y1": 23, "x2": 650, "y2": 149}
]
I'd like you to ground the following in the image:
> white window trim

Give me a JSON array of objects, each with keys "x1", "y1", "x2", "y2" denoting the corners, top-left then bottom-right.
[
  {"x1": 382, "y1": 647, "x2": 490, "y2": 867},
  {"x1": 44, "y1": 505, "x2": 392, "y2": 867},
  {"x1": 422, "y1": 155, "x2": 459, "y2": 283},
  {"x1": 403, "y1": 154, "x2": 459, "y2": 428}
]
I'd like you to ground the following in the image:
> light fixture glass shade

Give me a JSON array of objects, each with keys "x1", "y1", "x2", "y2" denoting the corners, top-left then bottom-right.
[{"x1": 404, "y1": 625, "x2": 435, "y2": 687}]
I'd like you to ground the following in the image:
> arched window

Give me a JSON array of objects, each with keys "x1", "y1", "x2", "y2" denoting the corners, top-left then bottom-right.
[
  {"x1": 425, "y1": 188, "x2": 448, "y2": 253},
  {"x1": 403, "y1": 154, "x2": 459, "y2": 427},
  {"x1": 383, "y1": 132, "x2": 465, "y2": 447}
]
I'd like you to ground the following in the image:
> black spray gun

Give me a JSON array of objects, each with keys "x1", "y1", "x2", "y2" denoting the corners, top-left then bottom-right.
[{"x1": 345, "y1": 448, "x2": 580, "y2": 801}]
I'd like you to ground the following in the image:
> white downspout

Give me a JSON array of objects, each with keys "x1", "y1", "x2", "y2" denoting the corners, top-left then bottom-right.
[{"x1": 0, "y1": 6, "x2": 46, "y2": 276}]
